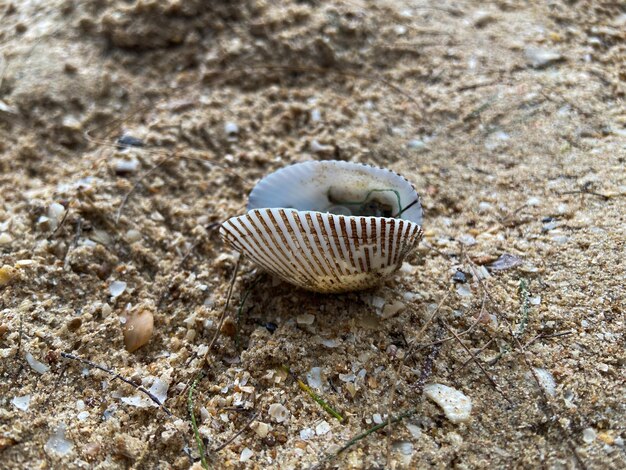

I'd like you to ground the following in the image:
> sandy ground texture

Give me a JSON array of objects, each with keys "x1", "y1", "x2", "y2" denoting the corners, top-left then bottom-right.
[{"x1": 1, "y1": 0, "x2": 625, "y2": 468}]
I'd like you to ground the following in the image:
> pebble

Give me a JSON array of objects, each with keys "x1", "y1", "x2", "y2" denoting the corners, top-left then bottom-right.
[
  {"x1": 25, "y1": 352, "x2": 50, "y2": 374},
  {"x1": 407, "y1": 139, "x2": 426, "y2": 150},
  {"x1": 121, "y1": 377, "x2": 169, "y2": 408},
  {"x1": 456, "y1": 284, "x2": 472, "y2": 297},
  {"x1": 48, "y1": 202, "x2": 66, "y2": 222},
  {"x1": 306, "y1": 367, "x2": 323, "y2": 389},
  {"x1": 404, "y1": 422, "x2": 421, "y2": 439},
  {"x1": 114, "y1": 158, "x2": 139, "y2": 175},
  {"x1": 0, "y1": 233, "x2": 12, "y2": 245},
  {"x1": 371, "y1": 296, "x2": 386, "y2": 309},
  {"x1": 393, "y1": 441, "x2": 414, "y2": 456},
  {"x1": 268, "y1": 403, "x2": 290, "y2": 423},
  {"x1": 315, "y1": 420, "x2": 331, "y2": 436},
  {"x1": 239, "y1": 447, "x2": 253, "y2": 462},
  {"x1": 372, "y1": 413, "x2": 383, "y2": 424},
  {"x1": 424, "y1": 383, "x2": 472, "y2": 423},
  {"x1": 12, "y1": 395, "x2": 31, "y2": 411},
  {"x1": 44, "y1": 423, "x2": 73, "y2": 457},
  {"x1": 254, "y1": 422, "x2": 270, "y2": 438},
  {"x1": 300, "y1": 428, "x2": 315, "y2": 440},
  {"x1": 296, "y1": 313, "x2": 315, "y2": 326},
  {"x1": 532, "y1": 367, "x2": 556, "y2": 396},
  {"x1": 109, "y1": 280, "x2": 127, "y2": 298},
  {"x1": 381, "y1": 301, "x2": 405, "y2": 319},
  {"x1": 116, "y1": 134, "x2": 144, "y2": 149},
  {"x1": 452, "y1": 270, "x2": 467, "y2": 284},
  {"x1": 123, "y1": 307, "x2": 154, "y2": 353},
  {"x1": 124, "y1": 229, "x2": 142, "y2": 244},
  {"x1": 582, "y1": 428, "x2": 596, "y2": 444},
  {"x1": 224, "y1": 121, "x2": 239, "y2": 135},
  {"x1": 310, "y1": 109, "x2": 322, "y2": 122},
  {"x1": 525, "y1": 47, "x2": 563, "y2": 68},
  {"x1": 310, "y1": 140, "x2": 334, "y2": 154},
  {"x1": 458, "y1": 234, "x2": 477, "y2": 246}
]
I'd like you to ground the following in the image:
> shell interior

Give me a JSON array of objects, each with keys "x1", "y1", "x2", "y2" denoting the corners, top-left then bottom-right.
[{"x1": 247, "y1": 160, "x2": 422, "y2": 225}]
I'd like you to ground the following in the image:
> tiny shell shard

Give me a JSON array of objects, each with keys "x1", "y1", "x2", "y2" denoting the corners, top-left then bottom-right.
[{"x1": 220, "y1": 161, "x2": 423, "y2": 293}]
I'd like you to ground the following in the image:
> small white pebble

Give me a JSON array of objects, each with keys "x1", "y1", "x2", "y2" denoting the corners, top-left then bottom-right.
[
  {"x1": 77, "y1": 411, "x2": 90, "y2": 421},
  {"x1": 0, "y1": 233, "x2": 12, "y2": 245},
  {"x1": 109, "y1": 281, "x2": 127, "y2": 298},
  {"x1": 582, "y1": 428, "x2": 596, "y2": 444},
  {"x1": 372, "y1": 413, "x2": 383, "y2": 424},
  {"x1": 44, "y1": 423, "x2": 73, "y2": 457},
  {"x1": 12, "y1": 395, "x2": 31, "y2": 411},
  {"x1": 526, "y1": 197, "x2": 542, "y2": 206},
  {"x1": 532, "y1": 368, "x2": 556, "y2": 396},
  {"x1": 310, "y1": 140, "x2": 333, "y2": 153},
  {"x1": 310, "y1": 109, "x2": 321, "y2": 122},
  {"x1": 125, "y1": 229, "x2": 142, "y2": 243},
  {"x1": 114, "y1": 158, "x2": 139, "y2": 174},
  {"x1": 525, "y1": 47, "x2": 562, "y2": 68},
  {"x1": 456, "y1": 284, "x2": 472, "y2": 297},
  {"x1": 405, "y1": 422, "x2": 421, "y2": 439},
  {"x1": 371, "y1": 296, "x2": 386, "y2": 309},
  {"x1": 407, "y1": 139, "x2": 426, "y2": 150},
  {"x1": 458, "y1": 234, "x2": 477, "y2": 246},
  {"x1": 424, "y1": 384, "x2": 472, "y2": 424},
  {"x1": 529, "y1": 296, "x2": 541, "y2": 305},
  {"x1": 254, "y1": 422, "x2": 270, "y2": 438},
  {"x1": 48, "y1": 202, "x2": 66, "y2": 221},
  {"x1": 239, "y1": 447, "x2": 253, "y2": 462},
  {"x1": 300, "y1": 428, "x2": 315, "y2": 440},
  {"x1": 316, "y1": 420, "x2": 331, "y2": 436},
  {"x1": 25, "y1": 352, "x2": 49, "y2": 374},
  {"x1": 306, "y1": 367, "x2": 323, "y2": 389},
  {"x1": 597, "y1": 363, "x2": 609, "y2": 372},
  {"x1": 224, "y1": 122, "x2": 239, "y2": 134},
  {"x1": 268, "y1": 403, "x2": 290, "y2": 423},
  {"x1": 393, "y1": 441, "x2": 414, "y2": 456}
]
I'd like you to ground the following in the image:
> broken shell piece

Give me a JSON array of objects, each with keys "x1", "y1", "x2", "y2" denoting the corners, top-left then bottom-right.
[
  {"x1": 424, "y1": 383, "x2": 472, "y2": 424},
  {"x1": 123, "y1": 307, "x2": 154, "y2": 353},
  {"x1": 220, "y1": 161, "x2": 423, "y2": 293},
  {"x1": 268, "y1": 403, "x2": 290, "y2": 423}
]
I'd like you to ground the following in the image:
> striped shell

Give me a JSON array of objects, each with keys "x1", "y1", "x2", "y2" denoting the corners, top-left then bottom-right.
[{"x1": 220, "y1": 161, "x2": 423, "y2": 293}]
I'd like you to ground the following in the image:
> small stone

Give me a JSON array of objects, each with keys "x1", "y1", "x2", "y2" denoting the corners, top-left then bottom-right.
[
  {"x1": 487, "y1": 254, "x2": 523, "y2": 271},
  {"x1": 124, "y1": 229, "x2": 142, "y2": 244},
  {"x1": 310, "y1": 109, "x2": 322, "y2": 122},
  {"x1": 315, "y1": 420, "x2": 331, "y2": 436},
  {"x1": 456, "y1": 284, "x2": 472, "y2": 297},
  {"x1": 300, "y1": 428, "x2": 315, "y2": 440},
  {"x1": 297, "y1": 313, "x2": 315, "y2": 326},
  {"x1": 452, "y1": 270, "x2": 467, "y2": 284},
  {"x1": 224, "y1": 122, "x2": 239, "y2": 135},
  {"x1": 25, "y1": 352, "x2": 49, "y2": 374},
  {"x1": 424, "y1": 383, "x2": 472, "y2": 424},
  {"x1": 114, "y1": 158, "x2": 139, "y2": 175},
  {"x1": 306, "y1": 367, "x2": 323, "y2": 389},
  {"x1": 123, "y1": 307, "x2": 154, "y2": 353},
  {"x1": 404, "y1": 422, "x2": 421, "y2": 439},
  {"x1": 382, "y1": 301, "x2": 405, "y2": 319},
  {"x1": 525, "y1": 47, "x2": 563, "y2": 68},
  {"x1": 268, "y1": 403, "x2": 290, "y2": 423},
  {"x1": 109, "y1": 281, "x2": 127, "y2": 298},
  {"x1": 0, "y1": 233, "x2": 12, "y2": 245},
  {"x1": 372, "y1": 413, "x2": 383, "y2": 424},
  {"x1": 532, "y1": 368, "x2": 556, "y2": 396},
  {"x1": 0, "y1": 265, "x2": 18, "y2": 286},
  {"x1": 116, "y1": 134, "x2": 144, "y2": 149},
  {"x1": 239, "y1": 447, "x2": 253, "y2": 462},
  {"x1": 407, "y1": 139, "x2": 426, "y2": 150},
  {"x1": 371, "y1": 296, "x2": 386, "y2": 309},
  {"x1": 526, "y1": 197, "x2": 541, "y2": 206},
  {"x1": 393, "y1": 441, "x2": 414, "y2": 456},
  {"x1": 582, "y1": 428, "x2": 596, "y2": 444},
  {"x1": 44, "y1": 423, "x2": 73, "y2": 457},
  {"x1": 254, "y1": 422, "x2": 270, "y2": 438},
  {"x1": 12, "y1": 395, "x2": 31, "y2": 411},
  {"x1": 458, "y1": 234, "x2": 477, "y2": 246},
  {"x1": 48, "y1": 202, "x2": 66, "y2": 222},
  {"x1": 310, "y1": 140, "x2": 333, "y2": 154}
]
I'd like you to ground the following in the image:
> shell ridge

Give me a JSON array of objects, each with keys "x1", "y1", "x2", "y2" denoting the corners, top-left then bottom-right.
[
  {"x1": 246, "y1": 211, "x2": 308, "y2": 283},
  {"x1": 271, "y1": 209, "x2": 321, "y2": 283},
  {"x1": 318, "y1": 213, "x2": 348, "y2": 277},
  {"x1": 289, "y1": 211, "x2": 330, "y2": 280},
  {"x1": 302, "y1": 212, "x2": 343, "y2": 287},
  {"x1": 339, "y1": 216, "x2": 358, "y2": 273},
  {"x1": 227, "y1": 216, "x2": 295, "y2": 281},
  {"x1": 282, "y1": 209, "x2": 326, "y2": 280},
  {"x1": 259, "y1": 209, "x2": 317, "y2": 285}
]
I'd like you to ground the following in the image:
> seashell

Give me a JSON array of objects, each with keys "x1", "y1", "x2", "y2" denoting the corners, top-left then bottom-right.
[{"x1": 220, "y1": 160, "x2": 423, "y2": 293}]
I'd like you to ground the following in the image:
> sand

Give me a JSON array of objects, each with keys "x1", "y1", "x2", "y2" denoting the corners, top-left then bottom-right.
[{"x1": 1, "y1": 1, "x2": 624, "y2": 469}]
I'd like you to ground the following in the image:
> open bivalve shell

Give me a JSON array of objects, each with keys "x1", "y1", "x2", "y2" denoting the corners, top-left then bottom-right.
[{"x1": 220, "y1": 161, "x2": 423, "y2": 293}]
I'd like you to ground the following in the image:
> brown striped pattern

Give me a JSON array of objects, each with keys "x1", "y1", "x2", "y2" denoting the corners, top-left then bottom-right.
[{"x1": 220, "y1": 208, "x2": 423, "y2": 293}]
